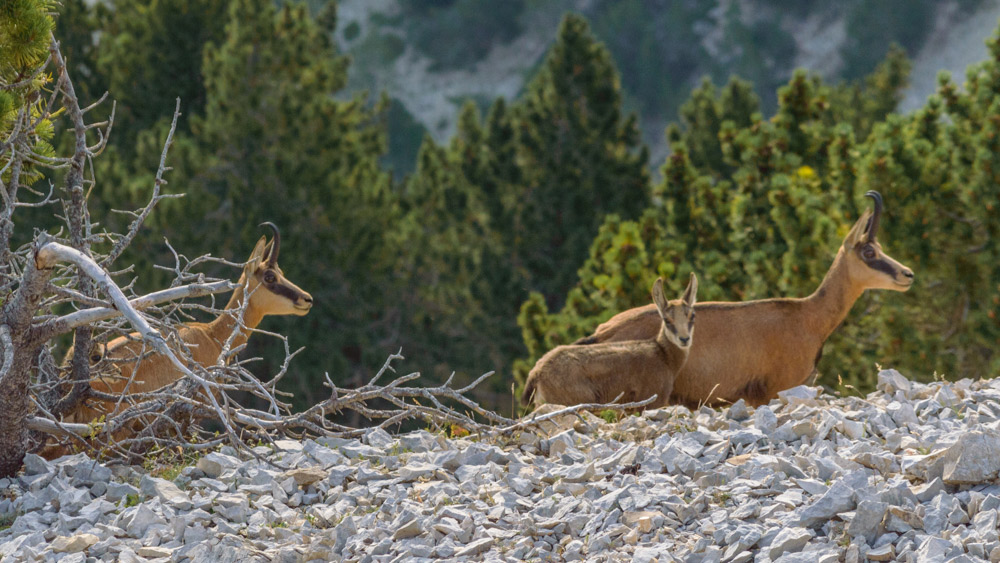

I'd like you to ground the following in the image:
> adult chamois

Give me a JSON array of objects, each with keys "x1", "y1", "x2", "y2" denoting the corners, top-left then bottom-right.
[
  {"x1": 60, "y1": 223, "x2": 313, "y2": 430},
  {"x1": 523, "y1": 274, "x2": 698, "y2": 410},
  {"x1": 575, "y1": 191, "x2": 913, "y2": 407}
]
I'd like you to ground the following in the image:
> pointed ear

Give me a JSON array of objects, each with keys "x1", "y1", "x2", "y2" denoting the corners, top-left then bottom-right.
[
  {"x1": 682, "y1": 272, "x2": 698, "y2": 306},
  {"x1": 651, "y1": 278, "x2": 669, "y2": 314},
  {"x1": 843, "y1": 209, "x2": 872, "y2": 248},
  {"x1": 262, "y1": 239, "x2": 275, "y2": 265},
  {"x1": 246, "y1": 236, "x2": 267, "y2": 272}
]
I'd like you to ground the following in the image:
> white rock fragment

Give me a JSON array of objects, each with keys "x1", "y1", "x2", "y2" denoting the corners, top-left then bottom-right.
[
  {"x1": 768, "y1": 527, "x2": 812, "y2": 559},
  {"x1": 778, "y1": 386, "x2": 818, "y2": 406},
  {"x1": 50, "y1": 533, "x2": 99, "y2": 553}
]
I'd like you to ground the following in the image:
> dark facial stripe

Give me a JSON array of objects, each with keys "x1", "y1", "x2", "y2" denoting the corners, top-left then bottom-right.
[
  {"x1": 266, "y1": 281, "x2": 306, "y2": 303},
  {"x1": 865, "y1": 257, "x2": 899, "y2": 278}
]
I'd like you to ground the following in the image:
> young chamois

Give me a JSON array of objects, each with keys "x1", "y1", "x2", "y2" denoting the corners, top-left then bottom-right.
[
  {"x1": 62, "y1": 223, "x2": 313, "y2": 428},
  {"x1": 575, "y1": 191, "x2": 913, "y2": 407},
  {"x1": 522, "y1": 273, "x2": 698, "y2": 410}
]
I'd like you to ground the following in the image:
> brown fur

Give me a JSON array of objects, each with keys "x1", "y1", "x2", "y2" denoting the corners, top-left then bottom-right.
[
  {"x1": 46, "y1": 231, "x2": 312, "y2": 456},
  {"x1": 579, "y1": 202, "x2": 914, "y2": 407},
  {"x1": 523, "y1": 274, "x2": 697, "y2": 410}
]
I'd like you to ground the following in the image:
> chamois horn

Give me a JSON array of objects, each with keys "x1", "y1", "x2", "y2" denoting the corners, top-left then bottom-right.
[
  {"x1": 864, "y1": 191, "x2": 883, "y2": 242},
  {"x1": 259, "y1": 222, "x2": 281, "y2": 267}
]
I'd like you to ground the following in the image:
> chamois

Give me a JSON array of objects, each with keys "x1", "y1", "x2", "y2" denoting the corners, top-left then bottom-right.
[
  {"x1": 575, "y1": 191, "x2": 913, "y2": 407},
  {"x1": 522, "y1": 273, "x2": 698, "y2": 410},
  {"x1": 62, "y1": 223, "x2": 313, "y2": 428}
]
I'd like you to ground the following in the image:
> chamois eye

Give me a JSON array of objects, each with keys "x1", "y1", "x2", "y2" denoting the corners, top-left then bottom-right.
[
  {"x1": 90, "y1": 355, "x2": 101, "y2": 363},
  {"x1": 862, "y1": 246, "x2": 876, "y2": 260},
  {"x1": 263, "y1": 270, "x2": 277, "y2": 284}
]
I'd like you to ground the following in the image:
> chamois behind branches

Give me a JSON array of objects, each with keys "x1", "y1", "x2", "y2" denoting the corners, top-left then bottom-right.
[
  {"x1": 59, "y1": 223, "x2": 313, "y2": 428},
  {"x1": 523, "y1": 274, "x2": 698, "y2": 410},
  {"x1": 576, "y1": 191, "x2": 913, "y2": 407}
]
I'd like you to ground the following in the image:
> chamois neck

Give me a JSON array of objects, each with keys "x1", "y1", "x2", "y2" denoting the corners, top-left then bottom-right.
[
  {"x1": 205, "y1": 282, "x2": 265, "y2": 351},
  {"x1": 804, "y1": 249, "x2": 865, "y2": 340},
  {"x1": 656, "y1": 328, "x2": 689, "y2": 373}
]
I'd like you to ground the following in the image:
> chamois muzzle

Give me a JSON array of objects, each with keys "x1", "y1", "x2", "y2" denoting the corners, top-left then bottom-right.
[
  {"x1": 259, "y1": 222, "x2": 281, "y2": 268},
  {"x1": 864, "y1": 191, "x2": 882, "y2": 242}
]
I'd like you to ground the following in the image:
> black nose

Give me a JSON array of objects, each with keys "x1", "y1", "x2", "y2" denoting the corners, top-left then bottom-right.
[
  {"x1": 302, "y1": 295, "x2": 314, "y2": 304},
  {"x1": 679, "y1": 337, "x2": 690, "y2": 345},
  {"x1": 902, "y1": 270, "x2": 914, "y2": 279}
]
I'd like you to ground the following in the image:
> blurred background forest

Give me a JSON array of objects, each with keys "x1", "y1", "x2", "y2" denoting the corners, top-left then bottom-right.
[{"x1": 39, "y1": 0, "x2": 1000, "y2": 412}]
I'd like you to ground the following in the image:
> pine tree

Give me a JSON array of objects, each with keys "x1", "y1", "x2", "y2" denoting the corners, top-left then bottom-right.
[
  {"x1": 94, "y1": 0, "x2": 228, "y2": 149},
  {"x1": 513, "y1": 13, "x2": 650, "y2": 304}
]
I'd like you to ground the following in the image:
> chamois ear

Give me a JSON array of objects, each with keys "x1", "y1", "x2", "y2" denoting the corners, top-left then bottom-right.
[
  {"x1": 682, "y1": 272, "x2": 698, "y2": 307},
  {"x1": 245, "y1": 235, "x2": 268, "y2": 273},
  {"x1": 651, "y1": 278, "x2": 669, "y2": 315},
  {"x1": 843, "y1": 209, "x2": 872, "y2": 248}
]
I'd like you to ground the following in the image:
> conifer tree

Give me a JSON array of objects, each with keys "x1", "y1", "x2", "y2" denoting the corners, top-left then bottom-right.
[
  {"x1": 93, "y1": 0, "x2": 227, "y2": 148},
  {"x1": 513, "y1": 13, "x2": 650, "y2": 304}
]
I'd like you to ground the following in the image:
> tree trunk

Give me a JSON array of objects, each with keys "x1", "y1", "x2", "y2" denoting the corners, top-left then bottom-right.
[{"x1": 0, "y1": 245, "x2": 55, "y2": 477}]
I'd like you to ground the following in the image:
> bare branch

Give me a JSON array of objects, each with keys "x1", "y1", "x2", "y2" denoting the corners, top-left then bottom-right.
[
  {"x1": 104, "y1": 98, "x2": 180, "y2": 266},
  {"x1": 37, "y1": 280, "x2": 235, "y2": 337},
  {"x1": 491, "y1": 395, "x2": 658, "y2": 436}
]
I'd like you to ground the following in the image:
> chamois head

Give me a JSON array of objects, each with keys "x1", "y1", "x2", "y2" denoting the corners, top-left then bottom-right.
[
  {"x1": 241, "y1": 223, "x2": 314, "y2": 316},
  {"x1": 651, "y1": 273, "x2": 698, "y2": 350},
  {"x1": 842, "y1": 191, "x2": 914, "y2": 292}
]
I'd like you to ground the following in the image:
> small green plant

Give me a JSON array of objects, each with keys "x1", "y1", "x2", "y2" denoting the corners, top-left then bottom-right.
[
  {"x1": 124, "y1": 493, "x2": 141, "y2": 508},
  {"x1": 599, "y1": 409, "x2": 620, "y2": 424},
  {"x1": 0, "y1": 513, "x2": 17, "y2": 531}
]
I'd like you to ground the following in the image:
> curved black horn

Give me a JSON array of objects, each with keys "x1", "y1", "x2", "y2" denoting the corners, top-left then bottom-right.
[
  {"x1": 864, "y1": 191, "x2": 883, "y2": 242},
  {"x1": 259, "y1": 222, "x2": 280, "y2": 267}
]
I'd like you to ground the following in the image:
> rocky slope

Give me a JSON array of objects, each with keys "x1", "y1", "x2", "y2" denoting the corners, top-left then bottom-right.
[{"x1": 4, "y1": 369, "x2": 1000, "y2": 561}]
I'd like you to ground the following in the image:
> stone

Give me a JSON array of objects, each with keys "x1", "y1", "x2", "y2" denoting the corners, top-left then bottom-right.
[
  {"x1": 840, "y1": 419, "x2": 865, "y2": 440},
  {"x1": 126, "y1": 503, "x2": 166, "y2": 537},
  {"x1": 848, "y1": 500, "x2": 887, "y2": 544},
  {"x1": 282, "y1": 467, "x2": 327, "y2": 487},
  {"x1": 754, "y1": 405, "x2": 777, "y2": 434},
  {"x1": 876, "y1": 369, "x2": 912, "y2": 396},
  {"x1": 794, "y1": 470, "x2": 867, "y2": 528},
  {"x1": 50, "y1": 533, "x2": 99, "y2": 553},
  {"x1": 777, "y1": 386, "x2": 818, "y2": 406},
  {"x1": 397, "y1": 462, "x2": 438, "y2": 482},
  {"x1": 195, "y1": 452, "x2": 241, "y2": 479},
  {"x1": 393, "y1": 518, "x2": 424, "y2": 540},
  {"x1": 866, "y1": 544, "x2": 894, "y2": 562},
  {"x1": 768, "y1": 527, "x2": 812, "y2": 559},
  {"x1": 916, "y1": 536, "x2": 952, "y2": 560},
  {"x1": 455, "y1": 538, "x2": 493, "y2": 557},
  {"x1": 139, "y1": 475, "x2": 193, "y2": 510},
  {"x1": 940, "y1": 431, "x2": 1000, "y2": 484},
  {"x1": 886, "y1": 401, "x2": 919, "y2": 426},
  {"x1": 727, "y1": 399, "x2": 750, "y2": 421},
  {"x1": 137, "y1": 546, "x2": 174, "y2": 558},
  {"x1": 22, "y1": 454, "x2": 53, "y2": 476}
]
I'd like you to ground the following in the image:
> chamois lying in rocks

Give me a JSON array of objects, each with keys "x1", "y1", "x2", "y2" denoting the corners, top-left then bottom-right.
[
  {"x1": 575, "y1": 191, "x2": 913, "y2": 407},
  {"x1": 49, "y1": 223, "x2": 312, "y2": 453},
  {"x1": 523, "y1": 273, "x2": 698, "y2": 410}
]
